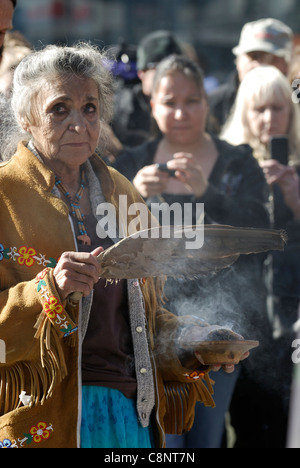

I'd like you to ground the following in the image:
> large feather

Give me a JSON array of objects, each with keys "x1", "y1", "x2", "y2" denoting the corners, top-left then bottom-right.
[{"x1": 97, "y1": 224, "x2": 286, "y2": 280}]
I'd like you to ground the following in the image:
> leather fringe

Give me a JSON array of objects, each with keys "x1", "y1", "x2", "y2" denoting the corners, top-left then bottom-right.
[
  {"x1": 163, "y1": 376, "x2": 215, "y2": 435},
  {"x1": 0, "y1": 312, "x2": 69, "y2": 416},
  {"x1": 0, "y1": 358, "x2": 63, "y2": 416}
]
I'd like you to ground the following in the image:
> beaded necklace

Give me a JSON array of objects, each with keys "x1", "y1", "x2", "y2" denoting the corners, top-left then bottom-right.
[{"x1": 55, "y1": 168, "x2": 91, "y2": 246}]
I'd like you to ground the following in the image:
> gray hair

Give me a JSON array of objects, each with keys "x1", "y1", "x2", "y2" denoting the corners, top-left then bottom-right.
[
  {"x1": 0, "y1": 93, "x2": 22, "y2": 161},
  {"x1": 10, "y1": 42, "x2": 113, "y2": 147}
]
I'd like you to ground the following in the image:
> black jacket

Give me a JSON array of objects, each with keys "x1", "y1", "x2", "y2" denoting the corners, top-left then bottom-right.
[
  {"x1": 207, "y1": 71, "x2": 239, "y2": 135},
  {"x1": 111, "y1": 82, "x2": 153, "y2": 147},
  {"x1": 115, "y1": 136, "x2": 269, "y2": 228},
  {"x1": 114, "y1": 137, "x2": 271, "y2": 340}
]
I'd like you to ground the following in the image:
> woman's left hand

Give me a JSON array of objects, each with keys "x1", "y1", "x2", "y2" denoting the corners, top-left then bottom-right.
[
  {"x1": 195, "y1": 351, "x2": 250, "y2": 374},
  {"x1": 260, "y1": 160, "x2": 300, "y2": 219},
  {"x1": 167, "y1": 152, "x2": 208, "y2": 198},
  {"x1": 179, "y1": 324, "x2": 250, "y2": 375}
]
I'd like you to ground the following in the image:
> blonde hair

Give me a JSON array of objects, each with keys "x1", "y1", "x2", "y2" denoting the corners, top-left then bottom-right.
[{"x1": 221, "y1": 66, "x2": 300, "y2": 164}]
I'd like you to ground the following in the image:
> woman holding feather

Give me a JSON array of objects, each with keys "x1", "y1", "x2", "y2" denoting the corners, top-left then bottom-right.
[{"x1": 0, "y1": 44, "x2": 282, "y2": 449}]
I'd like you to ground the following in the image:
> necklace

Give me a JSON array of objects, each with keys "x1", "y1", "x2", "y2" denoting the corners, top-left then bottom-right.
[{"x1": 55, "y1": 168, "x2": 91, "y2": 246}]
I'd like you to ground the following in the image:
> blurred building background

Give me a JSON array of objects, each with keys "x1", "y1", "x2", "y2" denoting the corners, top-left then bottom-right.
[{"x1": 12, "y1": 0, "x2": 300, "y2": 83}]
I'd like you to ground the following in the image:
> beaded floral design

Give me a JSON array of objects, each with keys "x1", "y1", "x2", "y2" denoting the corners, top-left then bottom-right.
[
  {"x1": 0, "y1": 243, "x2": 57, "y2": 269},
  {"x1": 17, "y1": 247, "x2": 37, "y2": 267},
  {"x1": 0, "y1": 422, "x2": 54, "y2": 448},
  {"x1": 0, "y1": 439, "x2": 13, "y2": 448},
  {"x1": 43, "y1": 296, "x2": 64, "y2": 320},
  {"x1": 36, "y1": 268, "x2": 78, "y2": 339},
  {"x1": 183, "y1": 370, "x2": 205, "y2": 381},
  {"x1": 29, "y1": 422, "x2": 52, "y2": 444}
]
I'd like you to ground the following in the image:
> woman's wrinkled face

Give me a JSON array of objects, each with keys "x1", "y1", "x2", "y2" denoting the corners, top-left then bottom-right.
[
  {"x1": 151, "y1": 71, "x2": 208, "y2": 146},
  {"x1": 246, "y1": 90, "x2": 291, "y2": 146},
  {"x1": 25, "y1": 75, "x2": 101, "y2": 170}
]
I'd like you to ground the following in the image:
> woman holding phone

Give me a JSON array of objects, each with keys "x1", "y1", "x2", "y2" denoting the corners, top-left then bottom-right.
[
  {"x1": 222, "y1": 65, "x2": 300, "y2": 447},
  {"x1": 115, "y1": 55, "x2": 271, "y2": 448}
]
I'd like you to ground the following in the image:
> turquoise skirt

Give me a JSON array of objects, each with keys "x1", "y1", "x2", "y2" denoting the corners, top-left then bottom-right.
[{"x1": 80, "y1": 386, "x2": 154, "y2": 448}]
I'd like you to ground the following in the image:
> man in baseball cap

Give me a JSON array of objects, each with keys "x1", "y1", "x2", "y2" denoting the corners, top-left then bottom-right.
[
  {"x1": 111, "y1": 30, "x2": 183, "y2": 147},
  {"x1": 137, "y1": 30, "x2": 182, "y2": 70},
  {"x1": 208, "y1": 18, "x2": 294, "y2": 134},
  {"x1": 233, "y1": 18, "x2": 293, "y2": 80}
]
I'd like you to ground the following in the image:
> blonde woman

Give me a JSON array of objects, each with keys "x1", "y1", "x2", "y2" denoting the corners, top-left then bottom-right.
[
  {"x1": 222, "y1": 65, "x2": 300, "y2": 161},
  {"x1": 222, "y1": 65, "x2": 300, "y2": 447}
]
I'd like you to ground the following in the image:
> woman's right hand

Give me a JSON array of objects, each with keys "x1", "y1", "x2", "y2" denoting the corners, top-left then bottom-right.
[
  {"x1": 53, "y1": 247, "x2": 103, "y2": 301},
  {"x1": 260, "y1": 160, "x2": 300, "y2": 219},
  {"x1": 133, "y1": 165, "x2": 169, "y2": 198}
]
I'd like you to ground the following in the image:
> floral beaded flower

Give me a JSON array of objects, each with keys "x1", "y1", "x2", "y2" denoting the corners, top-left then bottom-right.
[
  {"x1": 17, "y1": 246, "x2": 37, "y2": 267},
  {"x1": 0, "y1": 439, "x2": 12, "y2": 448},
  {"x1": 35, "y1": 268, "x2": 49, "y2": 284},
  {"x1": 183, "y1": 370, "x2": 205, "y2": 381},
  {"x1": 43, "y1": 296, "x2": 64, "y2": 320},
  {"x1": 30, "y1": 422, "x2": 51, "y2": 444}
]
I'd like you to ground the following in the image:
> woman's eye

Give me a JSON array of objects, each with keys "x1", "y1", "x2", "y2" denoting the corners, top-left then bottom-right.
[
  {"x1": 52, "y1": 104, "x2": 67, "y2": 115},
  {"x1": 253, "y1": 107, "x2": 265, "y2": 114},
  {"x1": 85, "y1": 103, "x2": 97, "y2": 114},
  {"x1": 161, "y1": 99, "x2": 175, "y2": 107},
  {"x1": 272, "y1": 106, "x2": 283, "y2": 112}
]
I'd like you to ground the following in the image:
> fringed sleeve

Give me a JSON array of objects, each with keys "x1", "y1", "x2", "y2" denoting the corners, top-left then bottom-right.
[{"x1": 0, "y1": 267, "x2": 78, "y2": 416}]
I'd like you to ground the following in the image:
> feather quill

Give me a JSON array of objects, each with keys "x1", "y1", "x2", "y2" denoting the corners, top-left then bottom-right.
[{"x1": 97, "y1": 225, "x2": 286, "y2": 280}]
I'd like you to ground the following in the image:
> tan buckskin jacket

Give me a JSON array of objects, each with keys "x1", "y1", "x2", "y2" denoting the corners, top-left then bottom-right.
[{"x1": 0, "y1": 143, "x2": 215, "y2": 448}]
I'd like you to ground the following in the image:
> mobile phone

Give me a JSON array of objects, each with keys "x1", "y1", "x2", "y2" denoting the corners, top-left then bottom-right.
[
  {"x1": 155, "y1": 163, "x2": 176, "y2": 177},
  {"x1": 269, "y1": 136, "x2": 289, "y2": 165}
]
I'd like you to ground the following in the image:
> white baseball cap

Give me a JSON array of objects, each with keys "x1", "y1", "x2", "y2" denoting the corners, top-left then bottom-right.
[{"x1": 233, "y1": 18, "x2": 293, "y2": 61}]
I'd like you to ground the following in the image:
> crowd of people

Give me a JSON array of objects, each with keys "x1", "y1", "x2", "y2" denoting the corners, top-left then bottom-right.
[
  {"x1": 0, "y1": 0, "x2": 299, "y2": 449},
  {"x1": 113, "y1": 18, "x2": 300, "y2": 448}
]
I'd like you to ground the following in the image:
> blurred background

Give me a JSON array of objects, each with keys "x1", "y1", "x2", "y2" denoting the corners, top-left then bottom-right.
[{"x1": 12, "y1": 0, "x2": 300, "y2": 86}]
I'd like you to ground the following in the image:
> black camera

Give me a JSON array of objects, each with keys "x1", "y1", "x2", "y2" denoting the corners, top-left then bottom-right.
[
  {"x1": 155, "y1": 163, "x2": 176, "y2": 177},
  {"x1": 269, "y1": 136, "x2": 289, "y2": 166}
]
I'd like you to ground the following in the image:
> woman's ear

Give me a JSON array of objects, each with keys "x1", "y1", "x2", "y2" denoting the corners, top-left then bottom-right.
[{"x1": 19, "y1": 116, "x2": 30, "y2": 133}]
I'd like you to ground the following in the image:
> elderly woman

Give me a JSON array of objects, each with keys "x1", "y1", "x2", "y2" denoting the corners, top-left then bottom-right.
[{"x1": 0, "y1": 43, "x2": 247, "y2": 449}]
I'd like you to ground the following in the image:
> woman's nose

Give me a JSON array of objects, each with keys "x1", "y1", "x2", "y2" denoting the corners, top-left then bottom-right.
[
  {"x1": 263, "y1": 108, "x2": 273, "y2": 124},
  {"x1": 174, "y1": 107, "x2": 186, "y2": 120},
  {"x1": 68, "y1": 113, "x2": 87, "y2": 133}
]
